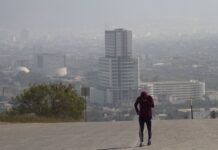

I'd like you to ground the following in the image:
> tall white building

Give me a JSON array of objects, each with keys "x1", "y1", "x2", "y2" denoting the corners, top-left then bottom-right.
[
  {"x1": 98, "y1": 29, "x2": 139, "y2": 106},
  {"x1": 141, "y1": 80, "x2": 205, "y2": 103}
]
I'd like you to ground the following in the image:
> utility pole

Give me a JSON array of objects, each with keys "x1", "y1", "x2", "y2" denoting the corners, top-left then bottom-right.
[
  {"x1": 2, "y1": 87, "x2": 5, "y2": 97},
  {"x1": 81, "y1": 87, "x2": 90, "y2": 122},
  {"x1": 84, "y1": 96, "x2": 87, "y2": 122},
  {"x1": 190, "y1": 99, "x2": 194, "y2": 120}
]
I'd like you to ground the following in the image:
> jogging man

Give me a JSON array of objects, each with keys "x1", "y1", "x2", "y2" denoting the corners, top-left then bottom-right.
[{"x1": 134, "y1": 91, "x2": 154, "y2": 147}]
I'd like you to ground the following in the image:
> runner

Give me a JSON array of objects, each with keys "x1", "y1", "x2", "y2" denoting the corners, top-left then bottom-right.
[{"x1": 134, "y1": 91, "x2": 154, "y2": 147}]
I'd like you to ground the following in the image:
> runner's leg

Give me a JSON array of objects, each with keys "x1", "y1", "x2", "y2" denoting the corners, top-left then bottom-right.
[
  {"x1": 139, "y1": 117, "x2": 145, "y2": 142},
  {"x1": 145, "y1": 118, "x2": 152, "y2": 140}
]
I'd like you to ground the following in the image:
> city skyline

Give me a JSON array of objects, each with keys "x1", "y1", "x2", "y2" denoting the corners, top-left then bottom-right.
[{"x1": 1, "y1": 1, "x2": 218, "y2": 121}]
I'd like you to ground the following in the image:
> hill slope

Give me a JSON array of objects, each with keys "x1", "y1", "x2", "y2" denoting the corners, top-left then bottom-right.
[{"x1": 0, "y1": 120, "x2": 218, "y2": 150}]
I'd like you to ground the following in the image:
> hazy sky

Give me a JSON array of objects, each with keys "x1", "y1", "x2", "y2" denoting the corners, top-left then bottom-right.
[{"x1": 1, "y1": 0, "x2": 218, "y2": 34}]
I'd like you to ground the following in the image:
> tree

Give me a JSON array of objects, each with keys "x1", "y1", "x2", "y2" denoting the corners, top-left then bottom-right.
[{"x1": 11, "y1": 84, "x2": 85, "y2": 120}]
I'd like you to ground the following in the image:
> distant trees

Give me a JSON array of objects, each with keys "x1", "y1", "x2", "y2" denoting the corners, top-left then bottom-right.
[
  {"x1": 11, "y1": 84, "x2": 85, "y2": 120},
  {"x1": 13, "y1": 72, "x2": 50, "y2": 86}
]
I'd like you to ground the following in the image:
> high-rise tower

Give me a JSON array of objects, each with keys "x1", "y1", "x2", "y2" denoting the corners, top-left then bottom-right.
[
  {"x1": 105, "y1": 29, "x2": 132, "y2": 58},
  {"x1": 98, "y1": 29, "x2": 139, "y2": 106}
]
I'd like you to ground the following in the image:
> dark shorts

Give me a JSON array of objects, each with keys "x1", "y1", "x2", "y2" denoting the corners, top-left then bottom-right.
[{"x1": 138, "y1": 117, "x2": 152, "y2": 142}]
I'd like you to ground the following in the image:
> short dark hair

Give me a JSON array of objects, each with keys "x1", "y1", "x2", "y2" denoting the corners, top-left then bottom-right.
[{"x1": 140, "y1": 91, "x2": 147, "y2": 97}]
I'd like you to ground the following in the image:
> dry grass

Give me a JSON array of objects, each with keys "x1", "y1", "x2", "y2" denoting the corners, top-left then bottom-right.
[{"x1": 0, "y1": 114, "x2": 81, "y2": 123}]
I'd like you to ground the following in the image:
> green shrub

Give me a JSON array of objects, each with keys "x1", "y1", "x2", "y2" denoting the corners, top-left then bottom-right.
[{"x1": 4, "y1": 83, "x2": 85, "y2": 122}]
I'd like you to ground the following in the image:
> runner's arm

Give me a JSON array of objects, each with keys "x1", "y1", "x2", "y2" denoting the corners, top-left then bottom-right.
[{"x1": 134, "y1": 98, "x2": 139, "y2": 115}]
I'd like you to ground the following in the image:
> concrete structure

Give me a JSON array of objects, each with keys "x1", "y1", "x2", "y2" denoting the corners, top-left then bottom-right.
[
  {"x1": 0, "y1": 96, "x2": 11, "y2": 112},
  {"x1": 141, "y1": 80, "x2": 205, "y2": 103},
  {"x1": 1, "y1": 120, "x2": 218, "y2": 150},
  {"x1": 34, "y1": 53, "x2": 67, "y2": 77},
  {"x1": 98, "y1": 29, "x2": 139, "y2": 106},
  {"x1": 89, "y1": 87, "x2": 105, "y2": 104}
]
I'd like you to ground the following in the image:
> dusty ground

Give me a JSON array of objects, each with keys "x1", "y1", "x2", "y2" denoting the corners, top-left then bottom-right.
[{"x1": 0, "y1": 120, "x2": 218, "y2": 150}]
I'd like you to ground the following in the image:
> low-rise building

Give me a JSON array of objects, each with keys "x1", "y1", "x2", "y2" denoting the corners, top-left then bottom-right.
[{"x1": 141, "y1": 80, "x2": 205, "y2": 103}]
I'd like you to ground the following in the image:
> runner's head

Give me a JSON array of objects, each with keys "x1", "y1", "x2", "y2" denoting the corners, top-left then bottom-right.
[{"x1": 140, "y1": 91, "x2": 147, "y2": 98}]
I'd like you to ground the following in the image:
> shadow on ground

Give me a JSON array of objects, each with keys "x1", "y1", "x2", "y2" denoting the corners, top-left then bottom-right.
[{"x1": 97, "y1": 146, "x2": 136, "y2": 150}]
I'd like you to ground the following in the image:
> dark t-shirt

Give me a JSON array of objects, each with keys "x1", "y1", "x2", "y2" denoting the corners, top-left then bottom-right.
[{"x1": 134, "y1": 95, "x2": 154, "y2": 118}]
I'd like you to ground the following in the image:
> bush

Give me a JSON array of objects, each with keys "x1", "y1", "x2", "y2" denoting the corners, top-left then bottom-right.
[{"x1": 10, "y1": 83, "x2": 85, "y2": 121}]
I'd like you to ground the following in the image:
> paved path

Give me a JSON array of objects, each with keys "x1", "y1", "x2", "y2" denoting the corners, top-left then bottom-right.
[{"x1": 0, "y1": 120, "x2": 218, "y2": 150}]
